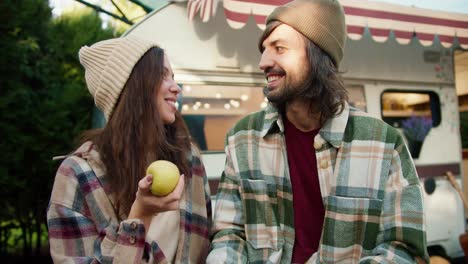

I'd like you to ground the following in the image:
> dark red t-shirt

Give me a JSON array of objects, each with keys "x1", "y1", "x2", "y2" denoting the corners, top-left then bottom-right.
[{"x1": 284, "y1": 117, "x2": 325, "y2": 263}]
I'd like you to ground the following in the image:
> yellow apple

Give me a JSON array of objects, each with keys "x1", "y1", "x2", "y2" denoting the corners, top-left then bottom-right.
[{"x1": 146, "y1": 160, "x2": 180, "y2": 196}]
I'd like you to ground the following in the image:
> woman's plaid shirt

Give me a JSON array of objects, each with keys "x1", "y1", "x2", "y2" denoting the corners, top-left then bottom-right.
[
  {"x1": 47, "y1": 142, "x2": 212, "y2": 263},
  {"x1": 207, "y1": 103, "x2": 429, "y2": 264}
]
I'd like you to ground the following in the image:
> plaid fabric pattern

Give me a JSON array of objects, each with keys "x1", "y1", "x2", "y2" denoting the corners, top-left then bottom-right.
[
  {"x1": 47, "y1": 142, "x2": 212, "y2": 263},
  {"x1": 207, "y1": 103, "x2": 429, "y2": 264}
]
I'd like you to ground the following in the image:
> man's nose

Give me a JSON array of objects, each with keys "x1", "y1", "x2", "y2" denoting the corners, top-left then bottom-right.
[{"x1": 258, "y1": 51, "x2": 273, "y2": 71}]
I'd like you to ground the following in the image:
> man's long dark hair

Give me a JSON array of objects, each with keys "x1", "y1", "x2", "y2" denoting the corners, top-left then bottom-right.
[
  {"x1": 259, "y1": 21, "x2": 348, "y2": 125},
  {"x1": 80, "y1": 47, "x2": 191, "y2": 217}
]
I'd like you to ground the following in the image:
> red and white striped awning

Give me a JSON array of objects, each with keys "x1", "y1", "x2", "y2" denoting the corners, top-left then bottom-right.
[{"x1": 219, "y1": 0, "x2": 468, "y2": 48}]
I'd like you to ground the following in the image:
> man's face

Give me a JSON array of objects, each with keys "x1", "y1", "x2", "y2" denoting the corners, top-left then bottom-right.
[{"x1": 259, "y1": 24, "x2": 309, "y2": 103}]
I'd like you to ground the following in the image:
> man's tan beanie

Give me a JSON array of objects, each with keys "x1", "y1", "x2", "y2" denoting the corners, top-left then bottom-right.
[
  {"x1": 266, "y1": 0, "x2": 346, "y2": 66},
  {"x1": 79, "y1": 36, "x2": 158, "y2": 121}
]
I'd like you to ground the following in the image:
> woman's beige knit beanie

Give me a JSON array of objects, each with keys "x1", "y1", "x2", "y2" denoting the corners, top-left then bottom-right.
[
  {"x1": 266, "y1": 0, "x2": 346, "y2": 66},
  {"x1": 79, "y1": 36, "x2": 158, "y2": 121}
]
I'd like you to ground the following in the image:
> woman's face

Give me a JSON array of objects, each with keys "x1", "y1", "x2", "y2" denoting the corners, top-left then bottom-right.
[{"x1": 157, "y1": 55, "x2": 181, "y2": 124}]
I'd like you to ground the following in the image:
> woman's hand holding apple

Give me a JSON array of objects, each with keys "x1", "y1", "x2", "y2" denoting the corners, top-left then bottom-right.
[{"x1": 128, "y1": 172, "x2": 185, "y2": 231}]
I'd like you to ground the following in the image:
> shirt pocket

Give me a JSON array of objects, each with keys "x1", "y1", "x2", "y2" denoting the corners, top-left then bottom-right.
[
  {"x1": 240, "y1": 179, "x2": 282, "y2": 250},
  {"x1": 319, "y1": 195, "x2": 383, "y2": 263}
]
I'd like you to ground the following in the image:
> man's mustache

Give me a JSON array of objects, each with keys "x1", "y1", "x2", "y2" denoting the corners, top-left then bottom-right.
[{"x1": 264, "y1": 67, "x2": 286, "y2": 76}]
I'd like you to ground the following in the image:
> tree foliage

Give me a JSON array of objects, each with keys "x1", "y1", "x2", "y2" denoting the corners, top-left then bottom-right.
[
  {"x1": 0, "y1": 0, "x2": 119, "y2": 257},
  {"x1": 73, "y1": 0, "x2": 150, "y2": 28}
]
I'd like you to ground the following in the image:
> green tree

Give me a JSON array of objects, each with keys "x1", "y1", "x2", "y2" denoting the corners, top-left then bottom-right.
[
  {"x1": 73, "y1": 0, "x2": 152, "y2": 28},
  {"x1": 0, "y1": 0, "x2": 119, "y2": 257}
]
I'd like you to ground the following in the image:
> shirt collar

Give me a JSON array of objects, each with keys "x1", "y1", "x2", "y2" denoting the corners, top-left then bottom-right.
[
  {"x1": 319, "y1": 102, "x2": 349, "y2": 148},
  {"x1": 260, "y1": 102, "x2": 350, "y2": 149},
  {"x1": 260, "y1": 103, "x2": 283, "y2": 138}
]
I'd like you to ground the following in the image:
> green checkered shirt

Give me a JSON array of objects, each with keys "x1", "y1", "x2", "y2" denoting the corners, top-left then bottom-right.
[{"x1": 207, "y1": 103, "x2": 429, "y2": 264}]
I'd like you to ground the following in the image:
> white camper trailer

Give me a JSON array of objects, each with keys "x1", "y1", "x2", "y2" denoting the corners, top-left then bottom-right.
[{"x1": 123, "y1": 0, "x2": 468, "y2": 261}]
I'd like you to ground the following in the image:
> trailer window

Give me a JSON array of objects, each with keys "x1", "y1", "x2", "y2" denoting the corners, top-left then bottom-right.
[
  {"x1": 179, "y1": 85, "x2": 266, "y2": 151},
  {"x1": 380, "y1": 90, "x2": 441, "y2": 129},
  {"x1": 460, "y1": 94, "x2": 468, "y2": 149},
  {"x1": 461, "y1": 111, "x2": 468, "y2": 149}
]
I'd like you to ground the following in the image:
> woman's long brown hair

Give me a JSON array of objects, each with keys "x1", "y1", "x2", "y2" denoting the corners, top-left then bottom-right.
[{"x1": 81, "y1": 47, "x2": 191, "y2": 217}]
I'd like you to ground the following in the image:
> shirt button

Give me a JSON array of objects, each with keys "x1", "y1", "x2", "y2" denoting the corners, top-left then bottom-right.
[
  {"x1": 130, "y1": 221, "x2": 138, "y2": 230},
  {"x1": 320, "y1": 160, "x2": 329, "y2": 169},
  {"x1": 129, "y1": 235, "x2": 136, "y2": 244}
]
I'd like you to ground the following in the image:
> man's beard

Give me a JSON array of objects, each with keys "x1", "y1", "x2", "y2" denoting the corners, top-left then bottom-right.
[{"x1": 266, "y1": 73, "x2": 310, "y2": 104}]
